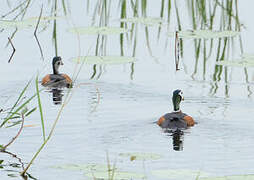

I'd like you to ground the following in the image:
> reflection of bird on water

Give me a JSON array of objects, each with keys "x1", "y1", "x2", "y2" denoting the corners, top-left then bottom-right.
[
  {"x1": 41, "y1": 56, "x2": 72, "y2": 88},
  {"x1": 157, "y1": 89, "x2": 195, "y2": 129},
  {"x1": 164, "y1": 129, "x2": 184, "y2": 151},
  {"x1": 51, "y1": 88, "x2": 63, "y2": 105}
]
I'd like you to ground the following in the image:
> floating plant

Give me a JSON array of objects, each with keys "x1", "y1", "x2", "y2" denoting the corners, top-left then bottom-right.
[
  {"x1": 68, "y1": 26, "x2": 129, "y2": 35},
  {"x1": 152, "y1": 169, "x2": 210, "y2": 180},
  {"x1": 0, "y1": 16, "x2": 60, "y2": 29},
  {"x1": 119, "y1": 152, "x2": 161, "y2": 161},
  {"x1": 168, "y1": 30, "x2": 240, "y2": 39},
  {"x1": 120, "y1": 17, "x2": 163, "y2": 26},
  {"x1": 71, "y1": 56, "x2": 136, "y2": 65},
  {"x1": 54, "y1": 163, "x2": 145, "y2": 180},
  {"x1": 84, "y1": 171, "x2": 145, "y2": 180},
  {"x1": 216, "y1": 54, "x2": 254, "y2": 67},
  {"x1": 216, "y1": 61, "x2": 254, "y2": 67},
  {"x1": 199, "y1": 174, "x2": 254, "y2": 180},
  {"x1": 54, "y1": 163, "x2": 114, "y2": 172}
]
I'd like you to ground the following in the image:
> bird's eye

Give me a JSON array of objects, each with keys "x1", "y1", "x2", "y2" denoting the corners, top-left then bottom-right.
[{"x1": 57, "y1": 62, "x2": 61, "y2": 65}]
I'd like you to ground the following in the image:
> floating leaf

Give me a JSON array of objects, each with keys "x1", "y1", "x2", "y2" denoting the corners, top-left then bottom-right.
[
  {"x1": 85, "y1": 170, "x2": 146, "y2": 180},
  {"x1": 199, "y1": 174, "x2": 254, "y2": 180},
  {"x1": 68, "y1": 26, "x2": 129, "y2": 35},
  {"x1": 168, "y1": 30, "x2": 240, "y2": 39},
  {"x1": 120, "y1": 17, "x2": 163, "y2": 26},
  {"x1": 54, "y1": 164, "x2": 112, "y2": 172},
  {"x1": 241, "y1": 54, "x2": 254, "y2": 59},
  {"x1": 0, "y1": 16, "x2": 60, "y2": 29},
  {"x1": 216, "y1": 60, "x2": 254, "y2": 67},
  {"x1": 54, "y1": 163, "x2": 145, "y2": 180},
  {"x1": 216, "y1": 54, "x2": 254, "y2": 67},
  {"x1": 119, "y1": 152, "x2": 161, "y2": 161},
  {"x1": 152, "y1": 169, "x2": 210, "y2": 180},
  {"x1": 72, "y1": 56, "x2": 136, "y2": 65}
]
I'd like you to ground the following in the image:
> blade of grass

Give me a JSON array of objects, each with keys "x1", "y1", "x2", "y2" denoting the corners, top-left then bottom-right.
[
  {"x1": 61, "y1": 0, "x2": 67, "y2": 15},
  {"x1": 174, "y1": 0, "x2": 182, "y2": 31},
  {"x1": 36, "y1": 75, "x2": 45, "y2": 141},
  {"x1": 167, "y1": 0, "x2": 171, "y2": 25},
  {"x1": 141, "y1": 0, "x2": 147, "y2": 17},
  {"x1": 25, "y1": 107, "x2": 37, "y2": 117},
  {"x1": 34, "y1": 5, "x2": 44, "y2": 61},
  {"x1": 120, "y1": 0, "x2": 126, "y2": 56},
  {"x1": 1, "y1": 93, "x2": 37, "y2": 128},
  {"x1": 157, "y1": 0, "x2": 165, "y2": 40},
  {"x1": 53, "y1": 0, "x2": 58, "y2": 56},
  {"x1": 1, "y1": 80, "x2": 32, "y2": 127}
]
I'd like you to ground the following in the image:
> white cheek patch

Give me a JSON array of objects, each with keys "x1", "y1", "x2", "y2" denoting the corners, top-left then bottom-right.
[{"x1": 179, "y1": 91, "x2": 184, "y2": 100}]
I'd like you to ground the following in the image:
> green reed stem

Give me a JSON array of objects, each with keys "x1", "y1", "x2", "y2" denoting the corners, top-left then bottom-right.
[
  {"x1": 61, "y1": 0, "x2": 67, "y2": 15},
  {"x1": 174, "y1": 0, "x2": 181, "y2": 30},
  {"x1": 141, "y1": 0, "x2": 147, "y2": 17},
  {"x1": 35, "y1": 75, "x2": 45, "y2": 141},
  {"x1": 192, "y1": 39, "x2": 201, "y2": 78},
  {"x1": 167, "y1": 0, "x2": 171, "y2": 24},
  {"x1": 191, "y1": 0, "x2": 196, "y2": 29},
  {"x1": 157, "y1": 0, "x2": 165, "y2": 39},
  {"x1": 120, "y1": 0, "x2": 126, "y2": 56},
  {"x1": 53, "y1": 0, "x2": 58, "y2": 56}
]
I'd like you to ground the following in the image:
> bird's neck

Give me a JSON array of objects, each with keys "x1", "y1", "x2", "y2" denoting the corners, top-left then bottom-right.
[
  {"x1": 53, "y1": 65, "x2": 59, "y2": 74},
  {"x1": 173, "y1": 102, "x2": 180, "y2": 112}
]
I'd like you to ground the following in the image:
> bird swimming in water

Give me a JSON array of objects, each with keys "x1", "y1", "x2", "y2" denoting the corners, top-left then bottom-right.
[
  {"x1": 41, "y1": 56, "x2": 72, "y2": 88},
  {"x1": 157, "y1": 89, "x2": 195, "y2": 129}
]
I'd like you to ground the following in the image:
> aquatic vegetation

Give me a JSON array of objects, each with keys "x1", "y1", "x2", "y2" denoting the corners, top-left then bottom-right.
[
  {"x1": 216, "y1": 60, "x2": 254, "y2": 67},
  {"x1": 0, "y1": 80, "x2": 37, "y2": 128},
  {"x1": 71, "y1": 56, "x2": 136, "y2": 65},
  {"x1": 168, "y1": 30, "x2": 240, "y2": 39},
  {"x1": 120, "y1": 17, "x2": 163, "y2": 26},
  {"x1": 36, "y1": 76, "x2": 45, "y2": 141},
  {"x1": 152, "y1": 169, "x2": 210, "y2": 180},
  {"x1": 68, "y1": 27, "x2": 129, "y2": 35},
  {"x1": 54, "y1": 163, "x2": 146, "y2": 180},
  {"x1": 0, "y1": 16, "x2": 60, "y2": 29},
  {"x1": 119, "y1": 152, "x2": 161, "y2": 161},
  {"x1": 216, "y1": 54, "x2": 254, "y2": 67},
  {"x1": 0, "y1": 159, "x2": 3, "y2": 167},
  {"x1": 20, "y1": 83, "x2": 74, "y2": 176},
  {"x1": 55, "y1": 163, "x2": 114, "y2": 171},
  {"x1": 0, "y1": 80, "x2": 38, "y2": 152},
  {"x1": 84, "y1": 170, "x2": 146, "y2": 180},
  {"x1": 199, "y1": 174, "x2": 254, "y2": 180}
]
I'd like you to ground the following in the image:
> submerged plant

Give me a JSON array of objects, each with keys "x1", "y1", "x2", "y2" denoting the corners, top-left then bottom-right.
[
  {"x1": 168, "y1": 30, "x2": 240, "y2": 39},
  {"x1": 68, "y1": 26, "x2": 129, "y2": 35}
]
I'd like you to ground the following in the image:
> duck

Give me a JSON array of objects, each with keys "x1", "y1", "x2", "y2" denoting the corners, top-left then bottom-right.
[
  {"x1": 41, "y1": 56, "x2": 72, "y2": 88},
  {"x1": 157, "y1": 89, "x2": 195, "y2": 129}
]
